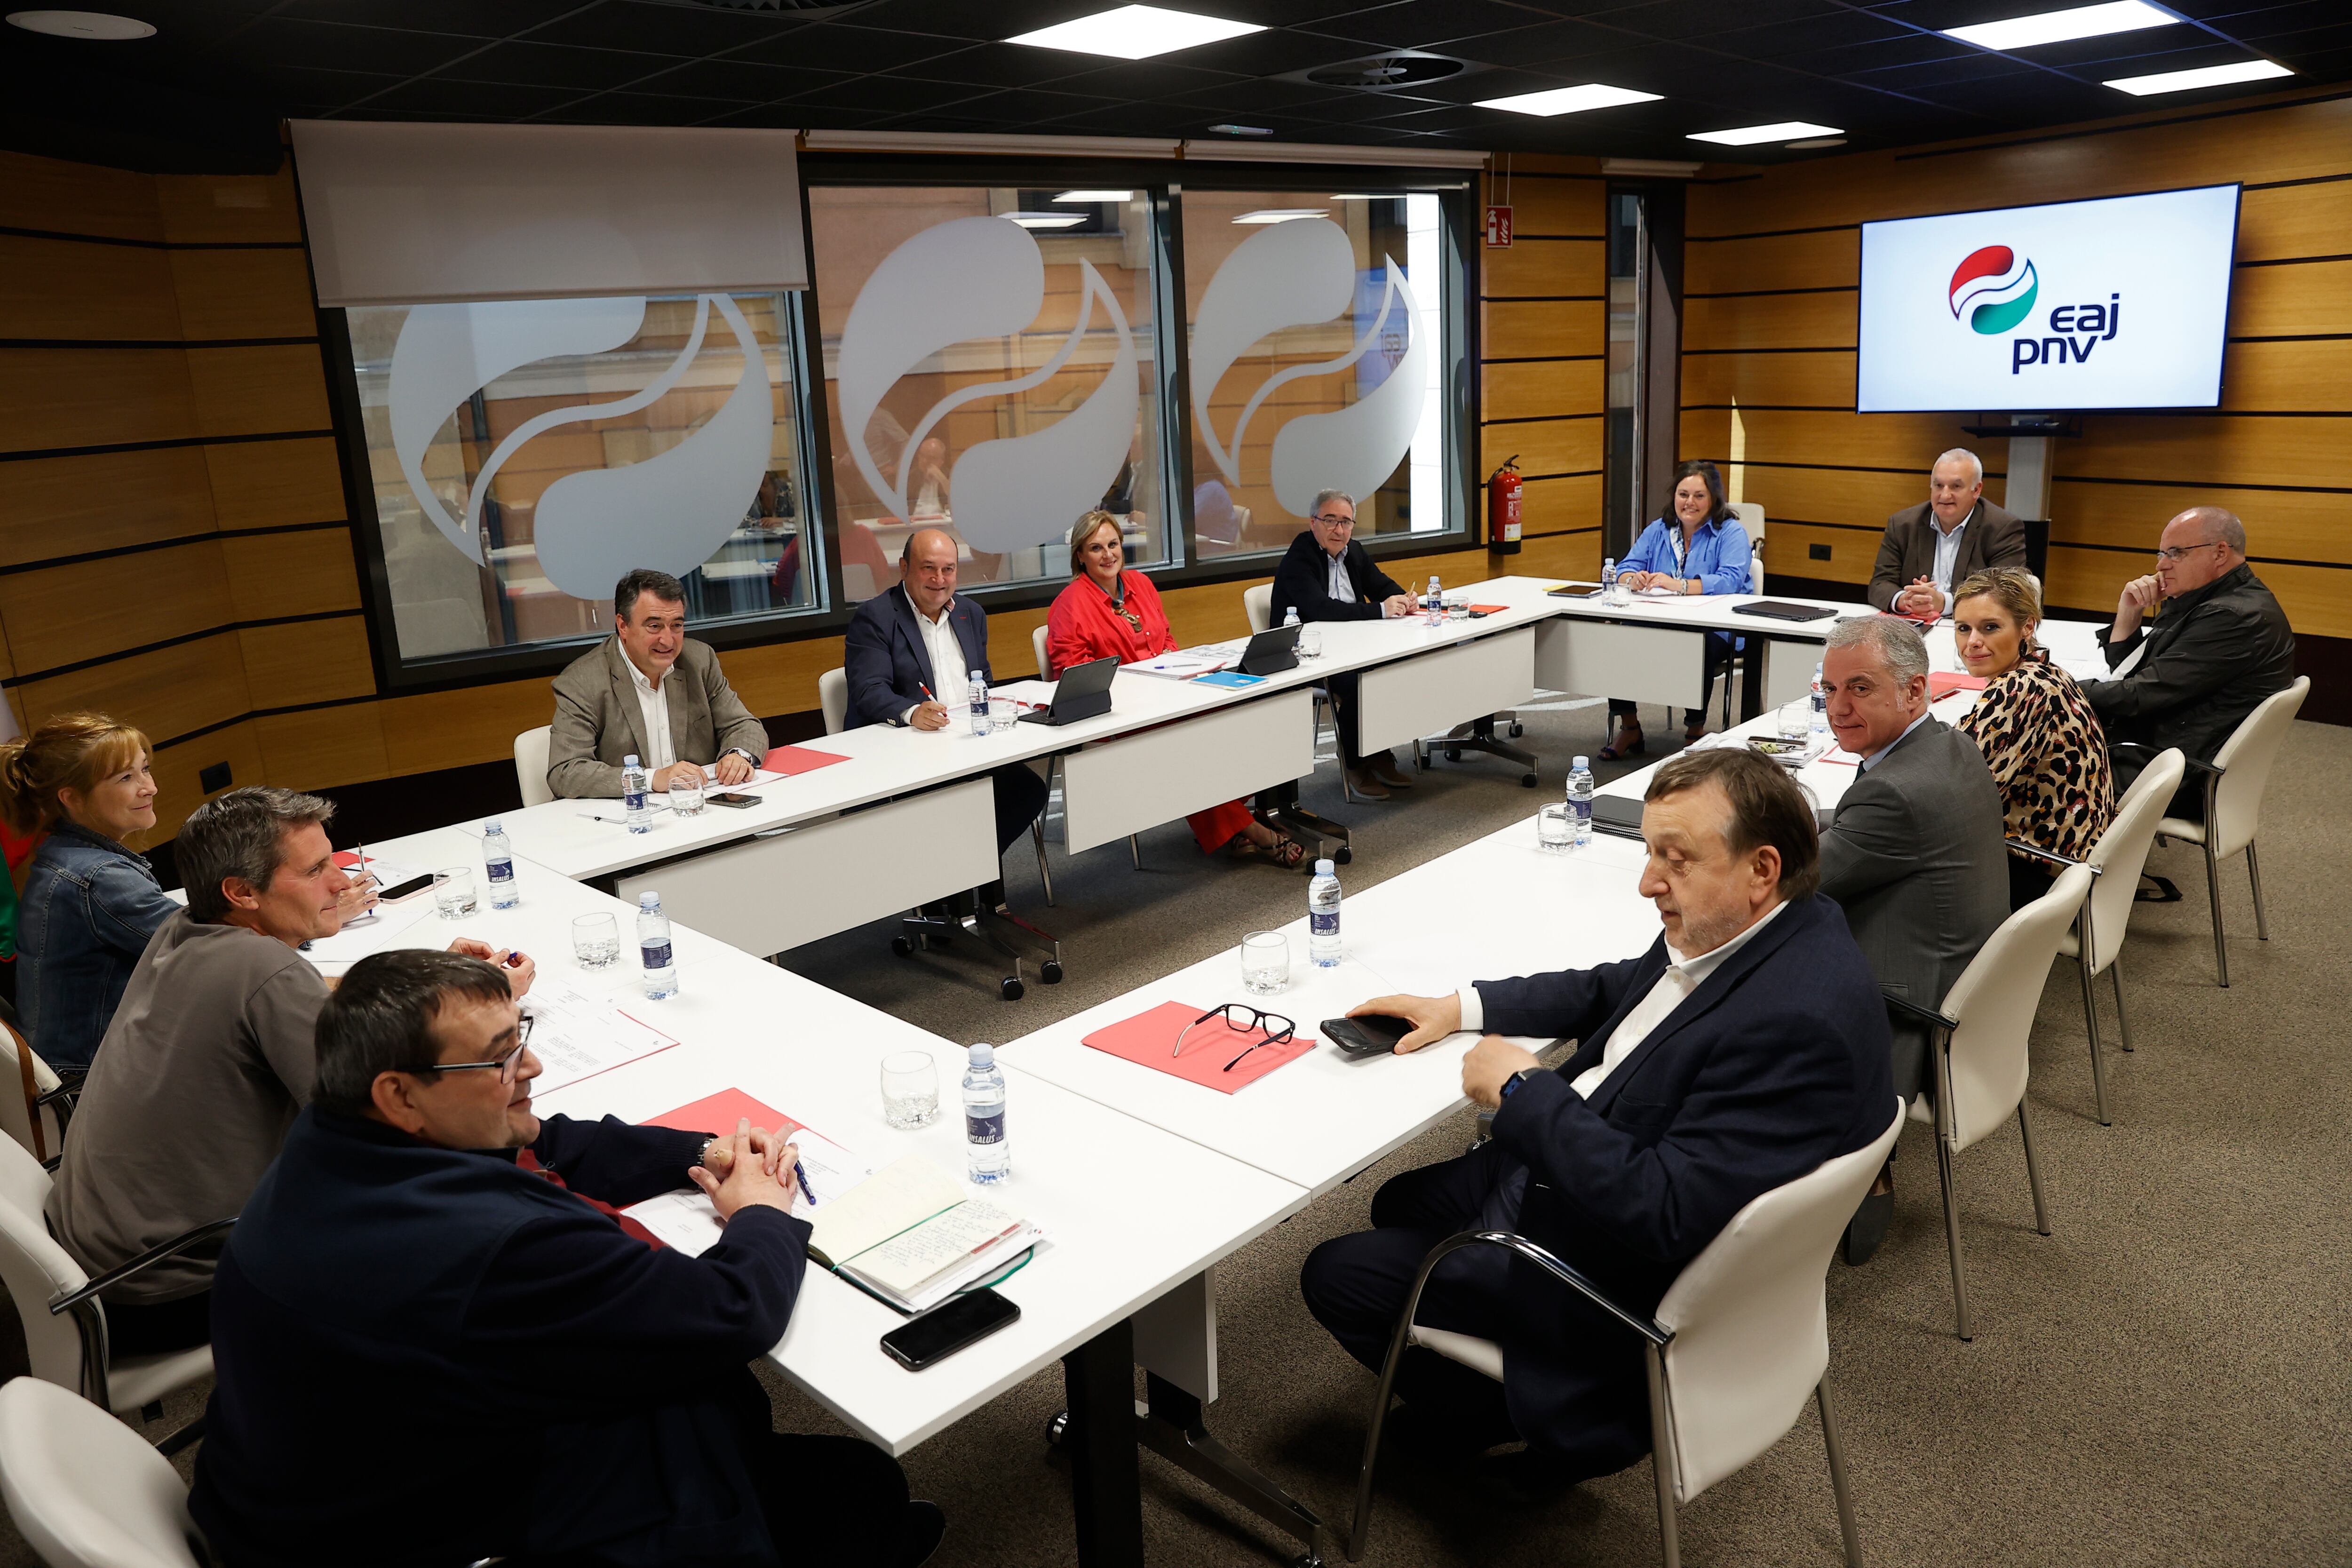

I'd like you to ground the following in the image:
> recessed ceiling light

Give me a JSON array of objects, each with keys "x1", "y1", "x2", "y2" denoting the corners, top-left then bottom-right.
[
  {"x1": 1206, "y1": 122, "x2": 1273, "y2": 135},
  {"x1": 1687, "y1": 120, "x2": 1843, "y2": 146},
  {"x1": 1006, "y1": 5, "x2": 1263, "y2": 61},
  {"x1": 2104, "y1": 57, "x2": 2292, "y2": 94},
  {"x1": 1053, "y1": 190, "x2": 1134, "y2": 203},
  {"x1": 1234, "y1": 209, "x2": 1327, "y2": 224},
  {"x1": 1006, "y1": 212, "x2": 1088, "y2": 229},
  {"x1": 1475, "y1": 83, "x2": 1662, "y2": 117},
  {"x1": 6, "y1": 9, "x2": 154, "y2": 39},
  {"x1": 1944, "y1": 0, "x2": 2172, "y2": 52}
]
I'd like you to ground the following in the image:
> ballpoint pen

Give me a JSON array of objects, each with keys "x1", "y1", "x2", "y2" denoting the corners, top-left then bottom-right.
[{"x1": 793, "y1": 1158, "x2": 815, "y2": 1204}]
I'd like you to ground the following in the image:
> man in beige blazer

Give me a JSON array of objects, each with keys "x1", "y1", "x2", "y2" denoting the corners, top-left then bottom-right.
[
  {"x1": 1866, "y1": 449, "x2": 2026, "y2": 617},
  {"x1": 547, "y1": 569, "x2": 770, "y2": 799}
]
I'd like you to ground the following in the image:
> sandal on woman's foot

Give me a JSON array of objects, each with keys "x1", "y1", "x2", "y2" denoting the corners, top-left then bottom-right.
[
  {"x1": 1229, "y1": 831, "x2": 1307, "y2": 868},
  {"x1": 1597, "y1": 727, "x2": 1645, "y2": 762}
]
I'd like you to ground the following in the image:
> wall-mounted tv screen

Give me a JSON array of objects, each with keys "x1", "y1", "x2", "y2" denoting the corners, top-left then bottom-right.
[{"x1": 1856, "y1": 184, "x2": 2240, "y2": 414}]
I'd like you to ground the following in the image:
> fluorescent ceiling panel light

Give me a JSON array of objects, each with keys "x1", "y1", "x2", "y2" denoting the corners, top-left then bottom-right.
[
  {"x1": 1206, "y1": 122, "x2": 1272, "y2": 135},
  {"x1": 1007, "y1": 5, "x2": 1263, "y2": 60},
  {"x1": 2104, "y1": 57, "x2": 2291, "y2": 94},
  {"x1": 1006, "y1": 212, "x2": 1087, "y2": 228},
  {"x1": 1688, "y1": 120, "x2": 1843, "y2": 146},
  {"x1": 1053, "y1": 189, "x2": 1134, "y2": 202},
  {"x1": 1475, "y1": 83, "x2": 1661, "y2": 117},
  {"x1": 6, "y1": 9, "x2": 154, "y2": 38},
  {"x1": 1944, "y1": 0, "x2": 2172, "y2": 51},
  {"x1": 1234, "y1": 208, "x2": 1327, "y2": 224}
]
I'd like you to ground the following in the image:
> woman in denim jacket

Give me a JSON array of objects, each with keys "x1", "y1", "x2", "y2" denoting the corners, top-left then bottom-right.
[
  {"x1": 0, "y1": 715, "x2": 175, "y2": 1072},
  {"x1": 1599, "y1": 460, "x2": 1754, "y2": 759}
]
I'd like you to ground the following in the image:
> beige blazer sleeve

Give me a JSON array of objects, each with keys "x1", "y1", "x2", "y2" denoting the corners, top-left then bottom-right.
[
  {"x1": 682, "y1": 639, "x2": 769, "y2": 765},
  {"x1": 546, "y1": 643, "x2": 634, "y2": 799}
]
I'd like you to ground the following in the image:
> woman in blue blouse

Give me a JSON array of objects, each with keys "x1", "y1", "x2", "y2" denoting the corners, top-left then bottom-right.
[{"x1": 1600, "y1": 461, "x2": 1753, "y2": 759}]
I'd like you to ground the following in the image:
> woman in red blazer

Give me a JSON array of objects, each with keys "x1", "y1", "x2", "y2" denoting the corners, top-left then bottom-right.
[{"x1": 1046, "y1": 513, "x2": 1303, "y2": 866}]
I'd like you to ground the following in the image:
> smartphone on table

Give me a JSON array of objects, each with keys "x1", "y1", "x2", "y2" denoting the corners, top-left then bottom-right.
[
  {"x1": 881, "y1": 1289, "x2": 1020, "y2": 1371},
  {"x1": 707, "y1": 793, "x2": 763, "y2": 809},
  {"x1": 1322, "y1": 1015, "x2": 1414, "y2": 1058}
]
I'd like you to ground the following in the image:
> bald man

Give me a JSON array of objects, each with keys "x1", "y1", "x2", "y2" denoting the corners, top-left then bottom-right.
[
  {"x1": 841, "y1": 527, "x2": 1049, "y2": 856},
  {"x1": 2089, "y1": 506, "x2": 2294, "y2": 816},
  {"x1": 1867, "y1": 450, "x2": 2026, "y2": 617}
]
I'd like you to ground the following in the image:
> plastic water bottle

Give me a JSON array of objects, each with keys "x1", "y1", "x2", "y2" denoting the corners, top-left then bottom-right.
[
  {"x1": 1811, "y1": 663, "x2": 1829, "y2": 738},
  {"x1": 1604, "y1": 557, "x2": 1626, "y2": 606},
  {"x1": 1308, "y1": 858, "x2": 1342, "y2": 967},
  {"x1": 1424, "y1": 574, "x2": 1444, "y2": 626},
  {"x1": 1287, "y1": 604, "x2": 1320, "y2": 659},
  {"x1": 483, "y1": 819, "x2": 517, "y2": 909},
  {"x1": 1566, "y1": 757, "x2": 1594, "y2": 848},
  {"x1": 620, "y1": 755, "x2": 651, "y2": 834},
  {"x1": 636, "y1": 892, "x2": 677, "y2": 1000},
  {"x1": 963, "y1": 1043, "x2": 1009, "y2": 1184},
  {"x1": 969, "y1": 668, "x2": 990, "y2": 736}
]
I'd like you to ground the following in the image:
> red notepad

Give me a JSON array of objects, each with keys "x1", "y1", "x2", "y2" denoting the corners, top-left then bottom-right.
[
  {"x1": 1929, "y1": 672, "x2": 1988, "y2": 700},
  {"x1": 644, "y1": 1090, "x2": 808, "y2": 1140},
  {"x1": 1081, "y1": 1000, "x2": 1313, "y2": 1093},
  {"x1": 763, "y1": 745, "x2": 849, "y2": 776},
  {"x1": 1470, "y1": 604, "x2": 1510, "y2": 614}
]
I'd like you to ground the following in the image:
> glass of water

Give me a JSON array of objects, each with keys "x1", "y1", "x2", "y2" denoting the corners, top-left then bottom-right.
[
  {"x1": 671, "y1": 770, "x2": 706, "y2": 817},
  {"x1": 571, "y1": 912, "x2": 620, "y2": 968},
  {"x1": 1297, "y1": 623, "x2": 1323, "y2": 660},
  {"x1": 881, "y1": 1050, "x2": 940, "y2": 1129},
  {"x1": 1241, "y1": 930, "x2": 1290, "y2": 995},
  {"x1": 433, "y1": 867, "x2": 477, "y2": 920},
  {"x1": 989, "y1": 697, "x2": 1017, "y2": 732},
  {"x1": 1537, "y1": 802, "x2": 1574, "y2": 853},
  {"x1": 1778, "y1": 700, "x2": 1811, "y2": 743}
]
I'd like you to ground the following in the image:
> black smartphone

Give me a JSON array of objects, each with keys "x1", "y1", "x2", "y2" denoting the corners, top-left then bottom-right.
[
  {"x1": 881, "y1": 1289, "x2": 1020, "y2": 1371},
  {"x1": 707, "y1": 792, "x2": 763, "y2": 808},
  {"x1": 376, "y1": 873, "x2": 437, "y2": 901},
  {"x1": 1323, "y1": 1015, "x2": 1412, "y2": 1058}
]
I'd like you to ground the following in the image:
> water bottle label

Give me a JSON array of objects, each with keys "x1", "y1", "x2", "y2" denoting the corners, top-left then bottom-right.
[
  {"x1": 623, "y1": 788, "x2": 646, "y2": 811},
  {"x1": 486, "y1": 860, "x2": 514, "y2": 883},
  {"x1": 1570, "y1": 799, "x2": 1592, "y2": 824},
  {"x1": 966, "y1": 1108, "x2": 1005, "y2": 1145},
  {"x1": 641, "y1": 940, "x2": 673, "y2": 968},
  {"x1": 1311, "y1": 911, "x2": 1339, "y2": 937}
]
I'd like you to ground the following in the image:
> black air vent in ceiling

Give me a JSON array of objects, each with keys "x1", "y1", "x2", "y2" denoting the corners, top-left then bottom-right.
[{"x1": 1305, "y1": 53, "x2": 1467, "y2": 91}]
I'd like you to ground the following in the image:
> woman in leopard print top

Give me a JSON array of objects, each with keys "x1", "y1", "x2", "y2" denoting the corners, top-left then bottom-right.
[{"x1": 1952, "y1": 568, "x2": 2115, "y2": 909}]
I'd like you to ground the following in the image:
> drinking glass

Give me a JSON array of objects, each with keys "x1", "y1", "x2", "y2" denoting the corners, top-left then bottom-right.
[
  {"x1": 1241, "y1": 930, "x2": 1290, "y2": 995},
  {"x1": 671, "y1": 771, "x2": 706, "y2": 817},
  {"x1": 1778, "y1": 700, "x2": 1811, "y2": 743},
  {"x1": 881, "y1": 1051, "x2": 940, "y2": 1129},
  {"x1": 1297, "y1": 624, "x2": 1323, "y2": 660},
  {"x1": 571, "y1": 912, "x2": 620, "y2": 968},
  {"x1": 1537, "y1": 802, "x2": 1574, "y2": 853},
  {"x1": 433, "y1": 867, "x2": 477, "y2": 920},
  {"x1": 989, "y1": 697, "x2": 1018, "y2": 732}
]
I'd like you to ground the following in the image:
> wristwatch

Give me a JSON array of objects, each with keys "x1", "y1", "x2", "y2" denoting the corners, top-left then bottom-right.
[
  {"x1": 1499, "y1": 1067, "x2": 1545, "y2": 1101},
  {"x1": 696, "y1": 1135, "x2": 720, "y2": 1168}
]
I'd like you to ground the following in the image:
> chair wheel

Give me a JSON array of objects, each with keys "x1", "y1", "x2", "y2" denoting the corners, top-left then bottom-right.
[
  {"x1": 1509, "y1": 722, "x2": 1525, "y2": 738},
  {"x1": 1001, "y1": 977, "x2": 1025, "y2": 1001},
  {"x1": 1045, "y1": 1409, "x2": 1070, "y2": 1448},
  {"x1": 890, "y1": 935, "x2": 915, "y2": 957},
  {"x1": 1041, "y1": 960, "x2": 1064, "y2": 984},
  {"x1": 1444, "y1": 746, "x2": 1462, "y2": 764},
  {"x1": 1521, "y1": 772, "x2": 1539, "y2": 788},
  {"x1": 1334, "y1": 846, "x2": 1352, "y2": 866}
]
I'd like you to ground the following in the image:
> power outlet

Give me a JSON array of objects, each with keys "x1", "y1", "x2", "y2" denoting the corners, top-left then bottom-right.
[
  {"x1": 1808, "y1": 543, "x2": 1832, "y2": 561},
  {"x1": 199, "y1": 761, "x2": 232, "y2": 794}
]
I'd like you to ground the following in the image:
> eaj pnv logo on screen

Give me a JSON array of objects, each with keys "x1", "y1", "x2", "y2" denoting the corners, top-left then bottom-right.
[{"x1": 1947, "y1": 244, "x2": 2121, "y2": 373}]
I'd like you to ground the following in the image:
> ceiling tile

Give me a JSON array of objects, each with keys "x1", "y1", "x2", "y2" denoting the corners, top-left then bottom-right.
[
  {"x1": 517, "y1": 0, "x2": 803, "y2": 56},
  {"x1": 359, "y1": 77, "x2": 591, "y2": 117},
  {"x1": 628, "y1": 57, "x2": 854, "y2": 102},
  {"x1": 436, "y1": 41, "x2": 664, "y2": 91},
  {"x1": 737, "y1": 24, "x2": 973, "y2": 73},
  {"x1": 223, "y1": 16, "x2": 484, "y2": 75}
]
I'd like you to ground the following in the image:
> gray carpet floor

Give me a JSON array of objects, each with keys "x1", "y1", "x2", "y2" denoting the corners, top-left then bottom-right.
[{"x1": 4, "y1": 696, "x2": 2345, "y2": 1567}]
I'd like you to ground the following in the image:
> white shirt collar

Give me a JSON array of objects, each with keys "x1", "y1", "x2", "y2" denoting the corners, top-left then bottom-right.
[
  {"x1": 1663, "y1": 896, "x2": 1789, "y2": 983},
  {"x1": 1861, "y1": 710, "x2": 1932, "y2": 772},
  {"x1": 911, "y1": 594, "x2": 954, "y2": 626},
  {"x1": 1930, "y1": 502, "x2": 1975, "y2": 538},
  {"x1": 619, "y1": 642, "x2": 664, "y2": 693}
]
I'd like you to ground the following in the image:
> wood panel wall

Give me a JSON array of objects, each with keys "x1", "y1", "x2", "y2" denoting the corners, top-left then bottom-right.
[{"x1": 1679, "y1": 86, "x2": 2352, "y2": 646}]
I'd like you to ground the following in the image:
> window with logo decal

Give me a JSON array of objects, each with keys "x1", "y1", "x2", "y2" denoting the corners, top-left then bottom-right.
[
  {"x1": 809, "y1": 185, "x2": 1172, "y2": 604},
  {"x1": 345, "y1": 292, "x2": 815, "y2": 666}
]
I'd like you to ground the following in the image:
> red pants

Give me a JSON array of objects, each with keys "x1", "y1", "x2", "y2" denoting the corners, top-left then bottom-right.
[{"x1": 1185, "y1": 798, "x2": 1257, "y2": 856}]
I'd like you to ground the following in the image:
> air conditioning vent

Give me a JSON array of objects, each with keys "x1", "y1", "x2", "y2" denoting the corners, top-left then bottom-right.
[{"x1": 1305, "y1": 52, "x2": 1467, "y2": 91}]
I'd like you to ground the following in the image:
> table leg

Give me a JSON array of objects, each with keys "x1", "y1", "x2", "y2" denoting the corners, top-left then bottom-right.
[
  {"x1": 1063, "y1": 1320, "x2": 1145, "y2": 1568},
  {"x1": 1257, "y1": 780, "x2": 1351, "y2": 868},
  {"x1": 1739, "y1": 636, "x2": 1767, "y2": 721},
  {"x1": 1139, "y1": 1374, "x2": 1330, "y2": 1567}
]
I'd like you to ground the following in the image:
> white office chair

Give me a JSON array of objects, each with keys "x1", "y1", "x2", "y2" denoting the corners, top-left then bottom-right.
[
  {"x1": 512, "y1": 725, "x2": 554, "y2": 808},
  {"x1": 1349, "y1": 1101, "x2": 1904, "y2": 1568},
  {"x1": 1889, "y1": 861, "x2": 2093, "y2": 1339},
  {"x1": 0, "y1": 1136, "x2": 219, "y2": 1430},
  {"x1": 2015, "y1": 748, "x2": 2184, "y2": 1125},
  {"x1": 0, "y1": 1376, "x2": 207, "y2": 1568},
  {"x1": 1025, "y1": 625, "x2": 1140, "y2": 904},
  {"x1": 1729, "y1": 501, "x2": 1765, "y2": 595},
  {"x1": 818, "y1": 668, "x2": 849, "y2": 736},
  {"x1": 0, "y1": 1023, "x2": 69, "y2": 1164},
  {"x1": 2149, "y1": 677, "x2": 2307, "y2": 987}
]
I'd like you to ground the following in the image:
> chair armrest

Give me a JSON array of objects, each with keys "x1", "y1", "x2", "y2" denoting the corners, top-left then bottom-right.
[
  {"x1": 2004, "y1": 839, "x2": 2094, "y2": 871},
  {"x1": 49, "y1": 1217, "x2": 237, "y2": 1314},
  {"x1": 1424, "y1": 1229, "x2": 1671, "y2": 1346},
  {"x1": 2110, "y1": 741, "x2": 2219, "y2": 778},
  {"x1": 1880, "y1": 987, "x2": 1957, "y2": 1033}
]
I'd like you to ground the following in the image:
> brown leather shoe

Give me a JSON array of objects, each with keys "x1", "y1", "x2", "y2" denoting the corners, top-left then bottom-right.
[
  {"x1": 1369, "y1": 755, "x2": 1414, "y2": 789},
  {"x1": 1345, "y1": 766, "x2": 1391, "y2": 800}
]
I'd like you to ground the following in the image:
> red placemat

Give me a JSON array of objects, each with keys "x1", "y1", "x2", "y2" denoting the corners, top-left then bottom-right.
[
  {"x1": 1929, "y1": 672, "x2": 1987, "y2": 700},
  {"x1": 1081, "y1": 1000, "x2": 1313, "y2": 1093},
  {"x1": 764, "y1": 745, "x2": 849, "y2": 776}
]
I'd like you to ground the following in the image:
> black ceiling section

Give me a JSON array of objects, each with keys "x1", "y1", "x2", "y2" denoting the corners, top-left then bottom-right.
[{"x1": 4, "y1": 0, "x2": 2347, "y2": 175}]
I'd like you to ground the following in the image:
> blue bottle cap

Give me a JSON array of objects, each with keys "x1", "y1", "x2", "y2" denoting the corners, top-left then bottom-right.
[
  {"x1": 1316, "y1": 858, "x2": 1335, "y2": 876},
  {"x1": 1572, "y1": 756, "x2": 1588, "y2": 770},
  {"x1": 969, "y1": 1043, "x2": 994, "y2": 1068},
  {"x1": 624, "y1": 754, "x2": 641, "y2": 767},
  {"x1": 484, "y1": 818, "x2": 501, "y2": 833},
  {"x1": 638, "y1": 891, "x2": 660, "y2": 910}
]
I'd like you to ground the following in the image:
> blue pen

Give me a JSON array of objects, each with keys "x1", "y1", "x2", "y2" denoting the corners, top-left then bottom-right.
[{"x1": 793, "y1": 1159, "x2": 815, "y2": 1205}]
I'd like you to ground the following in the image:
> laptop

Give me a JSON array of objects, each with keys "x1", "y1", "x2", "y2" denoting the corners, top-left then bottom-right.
[
  {"x1": 1017, "y1": 655, "x2": 1116, "y2": 725},
  {"x1": 1237, "y1": 624, "x2": 1301, "y2": 676},
  {"x1": 1731, "y1": 600, "x2": 1837, "y2": 623}
]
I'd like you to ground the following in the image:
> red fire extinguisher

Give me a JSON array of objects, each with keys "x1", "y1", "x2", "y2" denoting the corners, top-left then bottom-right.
[{"x1": 1487, "y1": 455, "x2": 1523, "y2": 554}]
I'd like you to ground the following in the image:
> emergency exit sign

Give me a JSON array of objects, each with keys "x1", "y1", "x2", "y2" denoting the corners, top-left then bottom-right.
[{"x1": 1484, "y1": 205, "x2": 1513, "y2": 247}]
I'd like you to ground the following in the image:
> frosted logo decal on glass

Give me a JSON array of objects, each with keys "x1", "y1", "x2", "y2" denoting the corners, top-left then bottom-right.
[
  {"x1": 386, "y1": 293, "x2": 775, "y2": 599},
  {"x1": 835, "y1": 214, "x2": 1138, "y2": 554},
  {"x1": 1190, "y1": 216, "x2": 1427, "y2": 517}
]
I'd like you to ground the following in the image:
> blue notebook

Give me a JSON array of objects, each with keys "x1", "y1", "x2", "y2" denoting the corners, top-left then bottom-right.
[{"x1": 1193, "y1": 670, "x2": 1265, "y2": 689}]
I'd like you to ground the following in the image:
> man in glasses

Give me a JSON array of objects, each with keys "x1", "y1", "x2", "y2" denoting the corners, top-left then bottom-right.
[
  {"x1": 2087, "y1": 506, "x2": 2294, "y2": 815},
  {"x1": 46, "y1": 787, "x2": 532, "y2": 1361},
  {"x1": 190, "y1": 947, "x2": 946, "y2": 1568},
  {"x1": 1269, "y1": 489, "x2": 1418, "y2": 799}
]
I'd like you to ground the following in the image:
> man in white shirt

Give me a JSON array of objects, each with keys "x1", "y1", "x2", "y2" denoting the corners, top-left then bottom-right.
[
  {"x1": 1302, "y1": 749, "x2": 1893, "y2": 1498},
  {"x1": 547, "y1": 569, "x2": 769, "y2": 799},
  {"x1": 1866, "y1": 449, "x2": 2027, "y2": 618}
]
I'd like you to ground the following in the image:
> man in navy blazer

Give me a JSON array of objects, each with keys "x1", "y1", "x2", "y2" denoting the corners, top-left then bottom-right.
[
  {"x1": 1304, "y1": 749, "x2": 1894, "y2": 1496},
  {"x1": 1266, "y1": 489, "x2": 1416, "y2": 798},
  {"x1": 842, "y1": 526, "x2": 1049, "y2": 856}
]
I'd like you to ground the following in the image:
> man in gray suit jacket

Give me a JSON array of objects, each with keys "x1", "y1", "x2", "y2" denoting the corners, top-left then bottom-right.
[
  {"x1": 1818, "y1": 615, "x2": 2008, "y2": 1262},
  {"x1": 1867, "y1": 449, "x2": 2027, "y2": 617},
  {"x1": 548, "y1": 569, "x2": 770, "y2": 799}
]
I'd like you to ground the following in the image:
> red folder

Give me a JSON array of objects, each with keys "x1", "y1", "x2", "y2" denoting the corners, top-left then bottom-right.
[
  {"x1": 1470, "y1": 604, "x2": 1510, "y2": 614},
  {"x1": 763, "y1": 745, "x2": 849, "y2": 776},
  {"x1": 1929, "y1": 672, "x2": 1988, "y2": 700},
  {"x1": 644, "y1": 1090, "x2": 807, "y2": 1141},
  {"x1": 1081, "y1": 1000, "x2": 1313, "y2": 1094}
]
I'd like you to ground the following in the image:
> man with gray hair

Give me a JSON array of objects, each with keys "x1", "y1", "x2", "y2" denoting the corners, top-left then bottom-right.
[
  {"x1": 1269, "y1": 488, "x2": 1418, "y2": 797},
  {"x1": 1867, "y1": 449, "x2": 2027, "y2": 618},
  {"x1": 1816, "y1": 616, "x2": 2008, "y2": 1263},
  {"x1": 2088, "y1": 505, "x2": 2294, "y2": 816},
  {"x1": 46, "y1": 787, "x2": 535, "y2": 1355}
]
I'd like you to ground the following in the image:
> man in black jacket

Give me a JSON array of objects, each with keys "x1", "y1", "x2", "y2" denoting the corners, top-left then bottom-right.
[
  {"x1": 190, "y1": 949, "x2": 943, "y2": 1568},
  {"x1": 1268, "y1": 489, "x2": 1417, "y2": 798},
  {"x1": 1304, "y1": 750, "x2": 1894, "y2": 1496},
  {"x1": 2089, "y1": 506, "x2": 2295, "y2": 817}
]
